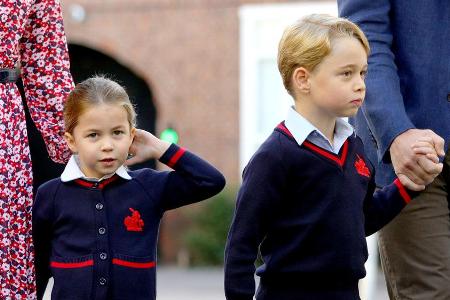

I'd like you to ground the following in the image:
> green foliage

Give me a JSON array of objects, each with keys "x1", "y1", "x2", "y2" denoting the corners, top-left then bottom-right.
[{"x1": 184, "y1": 189, "x2": 235, "y2": 266}]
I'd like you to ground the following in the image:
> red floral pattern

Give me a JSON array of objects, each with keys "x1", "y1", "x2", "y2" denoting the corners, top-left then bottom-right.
[{"x1": 0, "y1": 0, "x2": 73, "y2": 298}]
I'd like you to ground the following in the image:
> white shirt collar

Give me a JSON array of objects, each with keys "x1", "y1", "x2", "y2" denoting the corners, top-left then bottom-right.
[
  {"x1": 284, "y1": 106, "x2": 354, "y2": 151},
  {"x1": 61, "y1": 155, "x2": 131, "y2": 182}
]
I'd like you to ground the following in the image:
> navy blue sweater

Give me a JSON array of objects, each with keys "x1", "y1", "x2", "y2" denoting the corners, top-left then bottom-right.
[
  {"x1": 32, "y1": 144, "x2": 225, "y2": 300},
  {"x1": 224, "y1": 123, "x2": 414, "y2": 300}
]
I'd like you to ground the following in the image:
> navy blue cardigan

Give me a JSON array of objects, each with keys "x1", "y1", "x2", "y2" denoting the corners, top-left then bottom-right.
[
  {"x1": 224, "y1": 123, "x2": 414, "y2": 300},
  {"x1": 32, "y1": 144, "x2": 225, "y2": 300}
]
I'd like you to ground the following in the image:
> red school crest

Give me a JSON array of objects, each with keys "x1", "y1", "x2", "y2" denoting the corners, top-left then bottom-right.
[
  {"x1": 124, "y1": 208, "x2": 144, "y2": 232},
  {"x1": 354, "y1": 154, "x2": 371, "y2": 178}
]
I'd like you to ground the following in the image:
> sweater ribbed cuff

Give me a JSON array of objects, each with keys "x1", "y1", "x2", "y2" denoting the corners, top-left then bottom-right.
[
  {"x1": 393, "y1": 178, "x2": 419, "y2": 204},
  {"x1": 159, "y1": 143, "x2": 186, "y2": 169}
]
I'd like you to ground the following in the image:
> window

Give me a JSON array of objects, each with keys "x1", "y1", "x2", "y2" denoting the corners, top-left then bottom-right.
[{"x1": 239, "y1": 2, "x2": 337, "y2": 169}]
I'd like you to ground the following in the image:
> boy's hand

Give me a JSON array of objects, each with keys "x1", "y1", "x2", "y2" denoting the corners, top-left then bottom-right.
[
  {"x1": 124, "y1": 129, "x2": 171, "y2": 166},
  {"x1": 397, "y1": 137, "x2": 443, "y2": 191}
]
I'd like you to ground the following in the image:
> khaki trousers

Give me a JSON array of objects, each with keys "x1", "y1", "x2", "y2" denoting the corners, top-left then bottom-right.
[{"x1": 378, "y1": 150, "x2": 450, "y2": 300}]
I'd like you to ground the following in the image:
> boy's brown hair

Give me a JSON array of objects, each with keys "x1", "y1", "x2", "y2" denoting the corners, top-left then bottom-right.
[{"x1": 278, "y1": 14, "x2": 370, "y2": 96}]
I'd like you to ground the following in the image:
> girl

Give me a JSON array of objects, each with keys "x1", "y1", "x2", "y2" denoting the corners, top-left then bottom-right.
[{"x1": 32, "y1": 76, "x2": 225, "y2": 300}]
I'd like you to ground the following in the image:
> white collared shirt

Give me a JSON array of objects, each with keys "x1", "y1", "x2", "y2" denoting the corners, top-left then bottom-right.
[
  {"x1": 61, "y1": 155, "x2": 132, "y2": 182},
  {"x1": 284, "y1": 106, "x2": 354, "y2": 154}
]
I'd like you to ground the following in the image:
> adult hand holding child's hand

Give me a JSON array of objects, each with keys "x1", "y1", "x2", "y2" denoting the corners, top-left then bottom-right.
[{"x1": 391, "y1": 129, "x2": 444, "y2": 191}]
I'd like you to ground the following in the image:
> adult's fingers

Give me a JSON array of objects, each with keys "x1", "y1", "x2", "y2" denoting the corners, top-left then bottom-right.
[
  {"x1": 417, "y1": 156, "x2": 443, "y2": 176},
  {"x1": 425, "y1": 130, "x2": 445, "y2": 156},
  {"x1": 397, "y1": 158, "x2": 432, "y2": 186},
  {"x1": 397, "y1": 174, "x2": 425, "y2": 191},
  {"x1": 412, "y1": 144, "x2": 437, "y2": 156},
  {"x1": 391, "y1": 129, "x2": 438, "y2": 186},
  {"x1": 425, "y1": 153, "x2": 440, "y2": 164}
]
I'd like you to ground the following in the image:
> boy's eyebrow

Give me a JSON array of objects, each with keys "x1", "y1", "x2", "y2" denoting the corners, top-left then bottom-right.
[{"x1": 339, "y1": 63, "x2": 368, "y2": 69}]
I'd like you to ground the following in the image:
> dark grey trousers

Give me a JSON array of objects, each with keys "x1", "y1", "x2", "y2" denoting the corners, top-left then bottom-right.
[{"x1": 379, "y1": 150, "x2": 450, "y2": 300}]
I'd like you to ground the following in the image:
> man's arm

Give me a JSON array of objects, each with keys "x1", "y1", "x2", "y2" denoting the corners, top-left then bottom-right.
[{"x1": 338, "y1": 0, "x2": 443, "y2": 190}]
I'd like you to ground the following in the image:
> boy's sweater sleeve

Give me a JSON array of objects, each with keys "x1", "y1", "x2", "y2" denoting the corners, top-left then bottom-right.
[
  {"x1": 32, "y1": 183, "x2": 56, "y2": 300},
  {"x1": 363, "y1": 175, "x2": 417, "y2": 236},
  {"x1": 224, "y1": 148, "x2": 287, "y2": 300},
  {"x1": 158, "y1": 143, "x2": 226, "y2": 211}
]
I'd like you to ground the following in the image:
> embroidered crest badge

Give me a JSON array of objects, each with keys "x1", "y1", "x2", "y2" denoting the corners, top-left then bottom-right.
[
  {"x1": 354, "y1": 154, "x2": 371, "y2": 178},
  {"x1": 124, "y1": 208, "x2": 144, "y2": 232}
]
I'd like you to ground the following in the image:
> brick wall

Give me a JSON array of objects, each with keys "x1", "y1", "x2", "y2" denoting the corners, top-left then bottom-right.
[
  {"x1": 61, "y1": 0, "x2": 318, "y2": 262},
  {"x1": 62, "y1": 0, "x2": 302, "y2": 185}
]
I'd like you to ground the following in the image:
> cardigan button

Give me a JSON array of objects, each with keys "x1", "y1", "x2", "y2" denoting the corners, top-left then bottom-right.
[
  {"x1": 99, "y1": 252, "x2": 107, "y2": 260},
  {"x1": 99, "y1": 277, "x2": 107, "y2": 286},
  {"x1": 98, "y1": 227, "x2": 106, "y2": 235},
  {"x1": 95, "y1": 203, "x2": 104, "y2": 210}
]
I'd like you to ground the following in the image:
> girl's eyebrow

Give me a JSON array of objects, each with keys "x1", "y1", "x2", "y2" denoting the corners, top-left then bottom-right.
[
  {"x1": 83, "y1": 128, "x2": 100, "y2": 132},
  {"x1": 83, "y1": 125, "x2": 126, "y2": 131}
]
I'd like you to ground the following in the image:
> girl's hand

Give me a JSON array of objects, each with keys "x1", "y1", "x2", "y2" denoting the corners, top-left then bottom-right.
[{"x1": 124, "y1": 129, "x2": 171, "y2": 166}]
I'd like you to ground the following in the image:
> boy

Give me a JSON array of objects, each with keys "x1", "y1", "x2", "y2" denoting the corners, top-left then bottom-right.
[{"x1": 224, "y1": 14, "x2": 442, "y2": 300}]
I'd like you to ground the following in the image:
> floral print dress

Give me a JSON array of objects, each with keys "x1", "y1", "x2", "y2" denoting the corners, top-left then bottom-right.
[{"x1": 0, "y1": 0, "x2": 73, "y2": 298}]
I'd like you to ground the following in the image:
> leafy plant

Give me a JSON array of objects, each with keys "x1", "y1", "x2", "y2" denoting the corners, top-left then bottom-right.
[{"x1": 184, "y1": 189, "x2": 236, "y2": 266}]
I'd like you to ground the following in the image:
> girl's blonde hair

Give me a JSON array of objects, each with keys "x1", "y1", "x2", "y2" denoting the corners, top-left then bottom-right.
[
  {"x1": 278, "y1": 14, "x2": 370, "y2": 96},
  {"x1": 64, "y1": 76, "x2": 137, "y2": 133}
]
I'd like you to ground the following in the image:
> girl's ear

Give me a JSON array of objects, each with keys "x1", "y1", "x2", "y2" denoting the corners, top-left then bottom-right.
[
  {"x1": 130, "y1": 127, "x2": 136, "y2": 138},
  {"x1": 128, "y1": 127, "x2": 137, "y2": 150},
  {"x1": 64, "y1": 132, "x2": 78, "y2": 153},
  {"x1": 292, "y1": 67, "x2": 311, "y2": 94}
]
